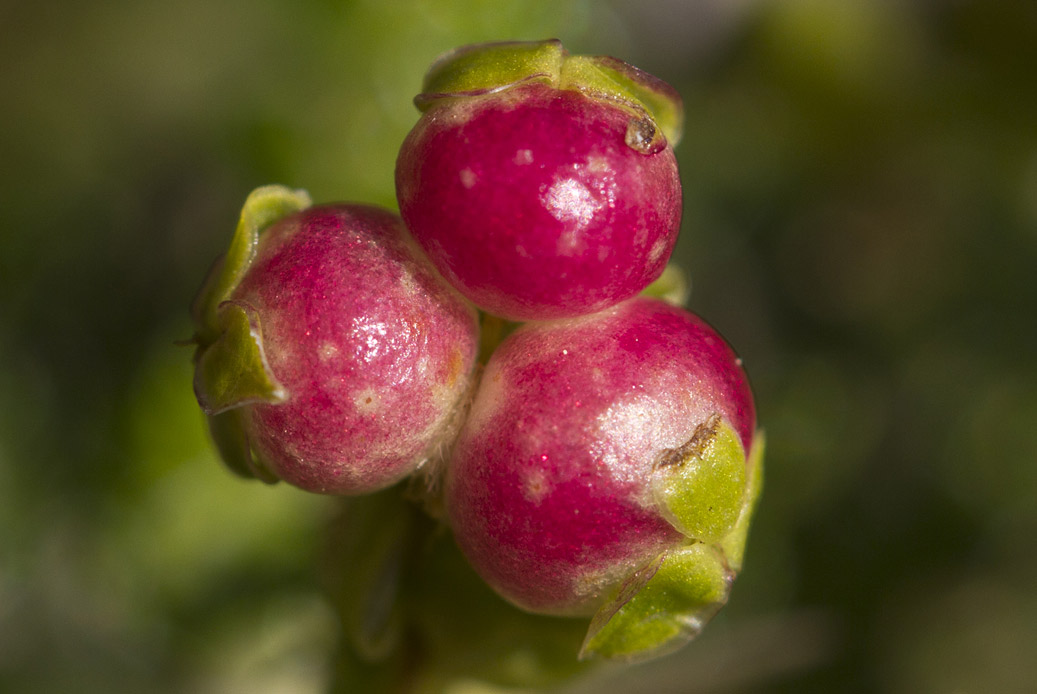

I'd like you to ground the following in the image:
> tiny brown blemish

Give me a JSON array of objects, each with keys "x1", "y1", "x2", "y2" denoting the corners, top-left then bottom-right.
[{"x1": 656, "y1": 413, "x2": 721, "y2": 469}]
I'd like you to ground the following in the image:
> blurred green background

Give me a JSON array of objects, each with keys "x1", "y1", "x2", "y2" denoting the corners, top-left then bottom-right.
[{"x1": 2, "y1": 0, "x2": 1036, "y2": 692}]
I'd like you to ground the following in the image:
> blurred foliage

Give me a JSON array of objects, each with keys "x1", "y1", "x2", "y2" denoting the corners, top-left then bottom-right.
[{"x1": 2, "y1": 0, "x2": 1036, "y2": 692}]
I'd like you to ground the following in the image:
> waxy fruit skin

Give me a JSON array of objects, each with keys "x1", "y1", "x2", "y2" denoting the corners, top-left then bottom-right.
[
  {"x1": 445, "y1": 297, "x2": 756, "y2": 615},
  {"x1": 396, "y1": 82, "x2": 682, "y2": 321},
  {"x1": 224, "y1": 204, "x2": 479, "y2": 494}
]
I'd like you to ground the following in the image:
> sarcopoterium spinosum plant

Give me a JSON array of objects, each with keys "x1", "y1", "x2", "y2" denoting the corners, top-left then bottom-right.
[
  {"x1": 396, "y1": 39, "x2": 684, "y2": 321},
  {"x1": 190, "y1": 186, "x2": 479, "y2": 495},
  {"x1": 189, "y1": 39, "x2": 763, "y2": 681}
]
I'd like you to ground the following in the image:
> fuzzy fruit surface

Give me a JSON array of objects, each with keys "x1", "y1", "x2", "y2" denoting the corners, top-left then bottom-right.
[
  {"x1": 230, "y1": 205, "x2": 478, "y2": 494},
  {"x1": 396, "y1": 83, "x2": 682, "y2": 321},
  {"x1": 446, "y1": 297, "x2": 755, "y2": 615}
]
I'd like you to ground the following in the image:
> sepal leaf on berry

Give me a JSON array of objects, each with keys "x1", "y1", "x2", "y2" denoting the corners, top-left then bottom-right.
[
  {"x1": 579, "y1": 543, "x2": 731, "y2": 662},
  {"x1": 204, "y1": 408, "x2": 252, "y2": 478},
  {"x1": 652, "y1": 414, "x2": 747, "y2": 543},
  {"x1": 189, "y1": 184, "x2": 309, "y2": 482},
  {"x1": 579, "y1": 423, "x2": 764, "y2": 662},
  {"x1": 193, "y1": 300, "x2": 286, "y2": 415},
  {"x1": 205, "y1": 408, "x2": 278, "y2": 483},
  {"x1": 561, "y1": 54, "x2": 684, "y2": 149},
  {"x1": 416, "y1": 39, "x2": 564, "y2": 105},
  {"x1": 414, "y1": 39, "x2": 684, "y2": 151},
  {"x1": 719, "y1": 431, "x2": 766, "y2": 573},
  {"x1": 191, "y1": 184, "x2": 311, "y2": 345}
]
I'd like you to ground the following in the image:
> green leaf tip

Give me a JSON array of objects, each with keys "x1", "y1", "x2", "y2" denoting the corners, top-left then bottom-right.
[
  {"x1": 191, "y1": 184, "x2": 311, "y2": 345},
  {"x1": 580, "y1": 428, "x2": 764, "y2": 661},
  {"x1": 719, "y1": 430, "x2": 765, "y2": 573},
  {"x1": 188, "y1": 184, "x2": 306, "y2": 484},
  {"x1": 653, "y1": 414, "x2": 748, "y2": 543},
  {"x1": 205, "y1": 408, "x2": 279, "y2": 483},
  {"x1": 414, "y1": 39, "x2": 684, "y2": 150},
  {"x1": 641, "y1": 263, "x2": 690, "y2": 307},
  {"x1": 417, "y1": 39, "x2": 565, "y2": 107},
  {"x1": 580, "y1": 544, "x2": 731, "y2": 662},
  {"x1": 193, "y1": 301, "x2": 286, "y2": 415},
  {"x1": 560, "y1": 54, "x2": 684, "y2": 150}
]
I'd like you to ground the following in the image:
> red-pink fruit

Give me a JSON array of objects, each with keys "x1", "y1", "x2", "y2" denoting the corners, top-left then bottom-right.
[
  {"x1": 445, "y1": 297, "x2": 761, "y2": 659},
  {"x1": 395, "y1": 40, "x2": 684, "y2": 321},
  {"x1": 192, "y1": 187, "x2": 479, "y2": 495}
]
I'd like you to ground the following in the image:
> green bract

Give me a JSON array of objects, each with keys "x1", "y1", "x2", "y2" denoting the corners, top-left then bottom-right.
[
  {"x1": 581, "y1": 544, "x2": 730, "y2": 661},
  {"x1": 653, "y1": 415, "x2": 748, "y2": 543},
  {"x1": 190, "y1": 185, "x2": 312, "y2": 480},
  {"x1": 415, "y1": 39, "x2": 684, "y2": 152},
  {"x1": 191, "y1": 185, "x2": 312, "y2": 347},
  {"x1": 583, "y1": 430, "x2": 765, "y2": 661},
  {"x1": 193, "y1": 301, "x2": 285, "y2": 415}
]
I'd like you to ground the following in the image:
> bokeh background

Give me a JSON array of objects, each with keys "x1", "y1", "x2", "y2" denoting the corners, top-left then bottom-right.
[{"x1": 2, "y1": 0, "x2": 1036, "y2": 692}]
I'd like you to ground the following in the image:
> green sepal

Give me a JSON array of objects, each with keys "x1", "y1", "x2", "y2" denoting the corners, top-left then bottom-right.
[
  {"x1": 719, "y1": 431, "x2": 765, "y2": 573},
  {"x1": 416, "y1": 39, "x2": 564, "y2": 107},
  {"x1": 641, "y1": 263, "x2": 690, "y2": 307},
  {"x1": 191, "y1": 184, "x2": 311, "y2": 345},
  {"x1": 560, "y1": 54, "x2": 684, "y2": 149},
  {"x1": 652, "y1": 415, "x2": 748, "y2": 543},
  {"x1": 193, "y1": 301, "x2": 286, "y2": 415},
  {"x1": 205, "y1": 408, "x2": 279, "y2": 483},
  {"x1": 414, "y1": 39, "x2": 684, "y2": 151},
  {"x1": 580, "y1": 543, "x2": 731, "y2": 662}
]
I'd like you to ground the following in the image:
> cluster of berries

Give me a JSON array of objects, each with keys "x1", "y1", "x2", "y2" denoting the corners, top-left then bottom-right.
[{"x1": 190, "y1": 40, "x2": 762, "y2": 662}]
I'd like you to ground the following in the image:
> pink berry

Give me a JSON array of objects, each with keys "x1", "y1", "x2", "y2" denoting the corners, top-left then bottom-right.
[
  {"x1": 446, "y1": 297, "x2": 757, "y2": 619},
  {"x1": 395, "y1": 41, "x2": 684, "y2": 320},
  {"x1": 193, "y1": 193, "x2": 479, "y2": 495}
]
